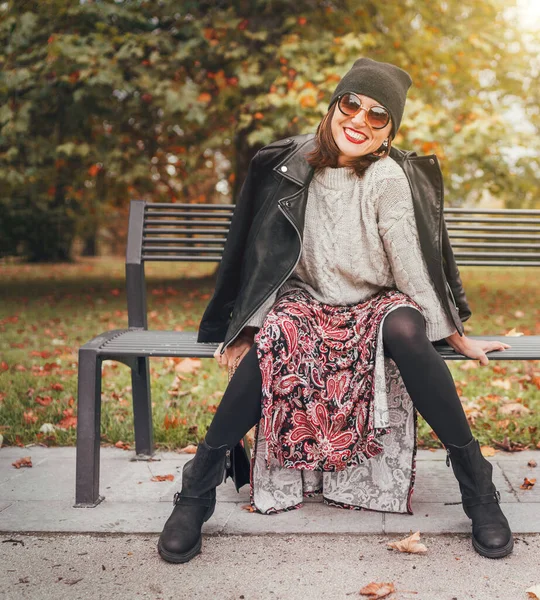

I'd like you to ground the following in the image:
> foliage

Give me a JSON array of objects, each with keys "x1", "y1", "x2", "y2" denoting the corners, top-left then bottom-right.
[
  {"x1": 0, "y1": 259, "x2": 538, "y2": 450},
  {"x1": 0, "y1": 0, "x2": 538, "y2": 260}
]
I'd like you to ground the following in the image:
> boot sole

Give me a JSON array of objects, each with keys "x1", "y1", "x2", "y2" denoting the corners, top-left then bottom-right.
[
  {"x1": 472, "y1": 534, "x2": 514, "y2": 558},
  {"x1": 158, "y1": 536, "x2": 202, "y2": 564}
]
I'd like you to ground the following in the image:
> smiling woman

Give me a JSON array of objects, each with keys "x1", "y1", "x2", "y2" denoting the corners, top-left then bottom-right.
[{"x1": 158, "y1": 56, "x2": 515, "y2": 566}]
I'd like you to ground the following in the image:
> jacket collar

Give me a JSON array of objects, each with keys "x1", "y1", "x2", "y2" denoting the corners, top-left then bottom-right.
[{"x1": 272, "y1": 133, "x2": 423, "y2": 188}]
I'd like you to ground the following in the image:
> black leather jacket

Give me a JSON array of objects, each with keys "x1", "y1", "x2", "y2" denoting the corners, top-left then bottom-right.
[{"x1": 197, "y1": 133, "x2": 471, "y2": 352}]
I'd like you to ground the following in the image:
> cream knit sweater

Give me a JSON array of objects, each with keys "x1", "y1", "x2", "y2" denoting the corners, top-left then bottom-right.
[{"x1": 245, "y1": 155, "x2": 457, "y2": 342}]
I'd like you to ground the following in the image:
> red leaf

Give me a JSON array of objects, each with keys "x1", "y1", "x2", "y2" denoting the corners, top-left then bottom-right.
[
  {"x1": 12, "y1": 457, "x2": 32, "y2": 469},
  {"x1": 35, "y1": 395, "x2": 53, "y2": 406},
  {"x1": 151, "y1": 474, "x2": 174, "y2": 482}
]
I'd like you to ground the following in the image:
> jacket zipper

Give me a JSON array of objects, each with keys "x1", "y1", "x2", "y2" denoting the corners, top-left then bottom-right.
[
  {"x1": 446, "y1": 279, "x2": 459, "y2": 312},
  {"x1": 220, "y1": 201, "x2": 304, "y2": 355}
]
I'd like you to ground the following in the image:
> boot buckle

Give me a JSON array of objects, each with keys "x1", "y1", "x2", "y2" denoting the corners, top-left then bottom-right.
[{"x1": 173, "y1": 491, "x2": 181, "y2": 505}]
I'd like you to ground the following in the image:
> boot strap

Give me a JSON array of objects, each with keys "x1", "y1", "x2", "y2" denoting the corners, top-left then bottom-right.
[
  {"x1": 173, "y1": 491, "x2": 213, "y2": 508},
  {"x1": 463, "y1": 490, "x2": 501, "y2": 508}
]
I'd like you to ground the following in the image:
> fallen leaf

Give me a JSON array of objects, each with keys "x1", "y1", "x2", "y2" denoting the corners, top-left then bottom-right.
[
  {"x1": 179, "y1": 444, "x2": 197, "y2": 454},
  {"x1": 12, "y1": 457, "x2": 32, "y2": 469},
  {"x1": 527, "y1": 584, "x2": 540, "y2": 599},
  {"x1": 499, "y1": 403, "x2": 530, "y2": 416},
  {"x1": 492, "y1": 378, "x2": 511, "y2": 390},
  {"x1": 459, "y1": 361, "x2": 478, "y2": 370},
  {"x1": 505, "y1": 328, "x2": 524, "y2": 337},
  {"x1": 114, "y1": 441, "x2": 131, "y2": 450},
  {"x1": 23, "y1": 411, "x2": 38, "y2": 424},
  {"x1": 387, "y1": 531, "x2": 427, "y2": 554},
  {"x1": 35, "y1": 395, "x2": 53, "y2": 406},
  {"x1": 150, "y1": 474, "x2": 174, "y2": 482},
  {"x1": 175, "y1": 358, "x2": 201, "y2": 374},
  {"x1": 480, "y1": 446, "x2": 496, "y2": 457},
  {"x1": 241, "y1": 503, "x2": 257, "y2": 512},
  {"x1": 163, "y1": 414, "x2": 180, "y2": 430},
  {"x1": 528, "y1": 460, "x2": 537, "y2": 468},
  {"x1": 520, "y1": 478, "x2": 536, "y2": 490},
  {"x1": 359, "y1": 582, "x2": 395, "y2": 598},
  {"x1": 492, "y1": 436, "x2": 529, "y2": 452}
]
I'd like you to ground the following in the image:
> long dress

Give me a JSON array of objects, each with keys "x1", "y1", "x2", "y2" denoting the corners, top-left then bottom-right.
[{"x1": 244, "y1": 157, "x2": 456, "y2": 515}]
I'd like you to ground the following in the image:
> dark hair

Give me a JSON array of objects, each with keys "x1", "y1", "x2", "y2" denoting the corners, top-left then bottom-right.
[{"x1": 305, "y1": 102, "x2": 392, "y2": 179}]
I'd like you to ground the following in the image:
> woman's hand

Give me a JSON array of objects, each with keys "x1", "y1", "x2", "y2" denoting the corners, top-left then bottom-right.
[
  {"x1": 445, "y1": 332, "x2": 511, "y2": 366},
  {"x1": 214, "y1": 328, "x2": 257, "y2": 373}
]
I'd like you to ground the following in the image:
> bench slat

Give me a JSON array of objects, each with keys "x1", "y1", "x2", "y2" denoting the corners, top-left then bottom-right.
[{"x1": 94, "y1": 330, "x2": 540, "y2": 361}]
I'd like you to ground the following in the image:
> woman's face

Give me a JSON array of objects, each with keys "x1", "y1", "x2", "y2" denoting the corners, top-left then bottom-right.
[{"x1": 330, "y1": 94, "x2": 393, "y2": 167}]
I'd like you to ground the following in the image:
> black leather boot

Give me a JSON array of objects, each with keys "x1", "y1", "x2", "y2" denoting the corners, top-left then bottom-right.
[
  {"x1": 445, "y1": 437, "x2": 513, "y2": 558},
  {"x1": 157, "y1": 438, "x2": 231, "y2": 563}
]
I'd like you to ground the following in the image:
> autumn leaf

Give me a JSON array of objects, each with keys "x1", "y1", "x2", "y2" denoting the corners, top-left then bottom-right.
[
  {"x1": 526, "y1": 584, "x2": 540, "y2": 598},
  {"x1": 35, "y1": 395, "x2": 53, "y2": 406},
  {"x1": 151, "y1": 474, "x2": 174, "y2": 482},
  {"x1": 459, "y1": 361, "x2": 478, "y2": 370},
  {"x1": 179, "y1": 444, "x2": 197, "y2": 454},
  {"x1": 12, "y1": 457, "x2": 32, "y2": 469},
  {"x1": 480, "y1": 446, "x2": 496, "y2": 457},
  {"x1": 492, "y1": 436, "x2": 529, "y2": 452},
  {"x1": 23, "y1": 410, "x2": 38, "y2": 424},
  {"x1": 528, "y1": 460, "x2": 537, "y2": 467},
  {"x1": 163, "y1": 414, "x2": 180, "y2": 430},
  {"x1": 175, "y1": 358, "x2": 201, "y2": 374},
  {"x1": 520, "y1": 478, "x2": 536, "y2": 490},
  {"x1": 499, "y1": 402, "x2": 530, "y2": 416},
  {"x1": 492, "y1": 378, "x2": 511, "y2": 390},
  {"x1": 359, "y1": 582, "x2": 396, "y2": 598},
  {"x1": 56, "y1": 408, "x2": 77, "y2": 429},
  {"x1": 241, "y1": 503, "x2": 257, "y2": 512},
  {"x1": 505, "y1": 328, "x2": 524, "y2": 337},
  {"x1": 114, "y1": 440, "x2": 131, "y2": 450},
  {"x1": 387, "y1": 531, "x2": 427, "y2": 554}
]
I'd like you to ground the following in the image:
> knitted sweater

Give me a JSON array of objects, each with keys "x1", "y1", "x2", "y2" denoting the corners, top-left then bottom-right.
[{"x1": 245, "y1": 156, "x2": 457, "y2": 342}]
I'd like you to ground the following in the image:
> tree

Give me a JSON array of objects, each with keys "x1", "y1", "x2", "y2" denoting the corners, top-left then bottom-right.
[{"x1": 1, "y1": 0, "x2": 537, "y2": 261}]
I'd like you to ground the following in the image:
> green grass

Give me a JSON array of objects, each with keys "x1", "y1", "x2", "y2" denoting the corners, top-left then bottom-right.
[{"x1": 0, "y1": 258, "x2": 538, "y2": 451}]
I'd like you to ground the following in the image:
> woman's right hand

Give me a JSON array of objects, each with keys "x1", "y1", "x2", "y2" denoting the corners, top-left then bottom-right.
[{"x1": 214, "y1": 335, "x2": 254, "y2": 372}]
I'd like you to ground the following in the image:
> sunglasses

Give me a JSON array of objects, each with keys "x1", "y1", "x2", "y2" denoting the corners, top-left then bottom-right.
[{"x1": 337, "y1": 92, "x2": 391, "y2": 130}]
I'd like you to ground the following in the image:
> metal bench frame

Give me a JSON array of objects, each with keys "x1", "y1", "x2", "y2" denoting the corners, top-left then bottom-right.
[{"x1": 75, "y1": 201, "x2": 540, "y2": 507}]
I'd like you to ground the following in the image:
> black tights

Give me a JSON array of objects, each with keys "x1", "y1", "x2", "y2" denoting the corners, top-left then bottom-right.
[{"x1": 205, "y1": 307, "x2": 472, "y2": 449}]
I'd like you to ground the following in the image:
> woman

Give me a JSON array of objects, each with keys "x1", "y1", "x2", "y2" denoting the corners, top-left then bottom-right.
[{"x1": 158, "y1": 58, "x2": 513, "y2": 563}]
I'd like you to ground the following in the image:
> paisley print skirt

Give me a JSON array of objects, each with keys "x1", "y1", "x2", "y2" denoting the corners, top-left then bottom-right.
[{"x1": 253, "y1": 287, "x2": 423, "y2": 473}]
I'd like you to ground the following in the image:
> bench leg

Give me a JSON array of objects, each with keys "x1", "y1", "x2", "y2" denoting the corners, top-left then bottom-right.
[
  {"x1": 75, "y1": 348, "x2": 104, "y2": 507},
  {"x1": 131, "y1": 356, "x2": 154, "y2": 457}
]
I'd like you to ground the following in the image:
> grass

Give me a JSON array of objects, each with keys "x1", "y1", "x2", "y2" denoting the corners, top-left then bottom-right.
[{"x1": 0, "y1": 258, "x2": 538, "y2": 451}]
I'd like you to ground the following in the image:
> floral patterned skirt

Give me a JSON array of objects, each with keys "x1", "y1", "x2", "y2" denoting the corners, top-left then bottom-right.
[{"x1": 253, "y1": 287, "x2": 423, "y2": 473}]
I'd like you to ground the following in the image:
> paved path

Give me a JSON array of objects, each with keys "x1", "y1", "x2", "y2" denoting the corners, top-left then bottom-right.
[
  {"x1": 1, "y1": 446, "x2": 539, "y2": 535},
  {"x1": 1, "y1": 447, "x2": 539, "y2": 600}
]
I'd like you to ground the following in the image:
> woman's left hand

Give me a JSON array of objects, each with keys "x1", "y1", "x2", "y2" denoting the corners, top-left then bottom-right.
[{"x1": 445, "y1": 333, "x2": 511, "y2": 366}]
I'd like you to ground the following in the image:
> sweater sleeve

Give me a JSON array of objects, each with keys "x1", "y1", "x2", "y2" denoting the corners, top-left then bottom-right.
[
  {"x1": 378, "y1": 176, "x2": 457, "y2": 342},
  {"x1": 244, "y1": 289, "x2": 279, "y2": 328}
]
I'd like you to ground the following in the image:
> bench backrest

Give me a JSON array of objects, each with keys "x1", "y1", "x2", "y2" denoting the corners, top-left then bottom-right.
[{"x1": 125, "y1": 201, "x2": 540, "y2": 327}]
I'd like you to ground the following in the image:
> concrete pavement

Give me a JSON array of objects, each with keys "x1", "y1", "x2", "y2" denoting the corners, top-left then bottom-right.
[
  {"x1": 1, "y1": 446, "x2": 539, "y2": 600},
  {"x1": 1, "y1": 446, "x2": 539, "y2": 535}
]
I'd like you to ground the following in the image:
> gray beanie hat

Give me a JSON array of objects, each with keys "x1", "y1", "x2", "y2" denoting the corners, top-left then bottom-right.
[{"x1": 328, "y1": 57, "x2": 412, "y2": 138}]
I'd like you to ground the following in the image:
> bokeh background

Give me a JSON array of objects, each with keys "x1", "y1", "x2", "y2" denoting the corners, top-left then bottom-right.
[{"x1": 1, "y1": 0, "x2": 539, "y2": 261}]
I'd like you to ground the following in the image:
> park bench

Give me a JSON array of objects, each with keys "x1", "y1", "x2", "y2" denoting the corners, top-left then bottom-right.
[{"x1": 75, "y1": 200, "x2": 540, "y2": 507}]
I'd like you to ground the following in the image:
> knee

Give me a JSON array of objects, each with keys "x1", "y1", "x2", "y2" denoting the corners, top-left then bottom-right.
[{"x1": 382, "y1": 307, "x2": 428, "y2": 356}]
